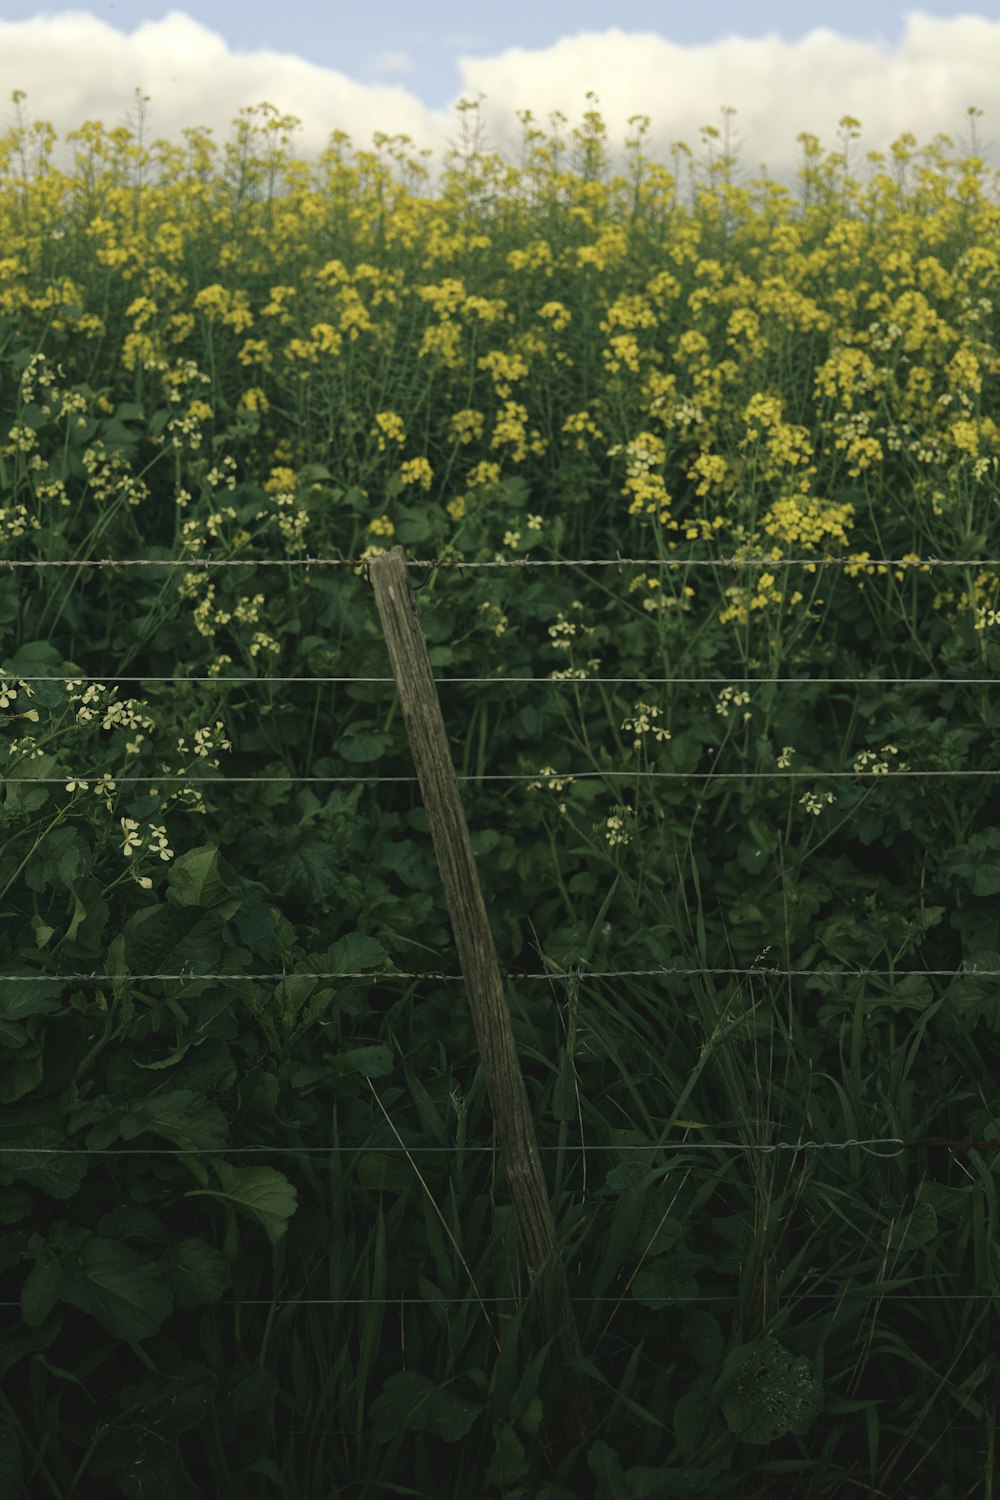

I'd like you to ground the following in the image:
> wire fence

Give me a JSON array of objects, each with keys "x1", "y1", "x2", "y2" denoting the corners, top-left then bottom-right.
[
  {"x1": 5, "y1": 552, "x2": 1000, "y2": 568},
  {"x1": 3, "y1": 549, "x2": 998, "y2": 1239}
]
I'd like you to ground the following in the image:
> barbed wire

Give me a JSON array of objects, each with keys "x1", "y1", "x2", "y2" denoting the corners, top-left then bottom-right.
[{"x1": 5, "y1": 768, "x2": 998, "y2": 783}]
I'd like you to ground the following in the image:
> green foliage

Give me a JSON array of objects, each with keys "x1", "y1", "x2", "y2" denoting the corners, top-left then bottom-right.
[{"x1": 1, "y1": 92, "x2": 999, "y2": 1498}]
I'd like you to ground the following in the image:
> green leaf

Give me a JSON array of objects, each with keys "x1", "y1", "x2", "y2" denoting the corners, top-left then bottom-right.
[
  {"x1": 943, "y1": 829, "x2": 1000, "y2": 896},
  {"x1": 186, "y1": 1162, "x2": 297, "y2": 1245},
  {"x1": 0, "y1": 1133, "x2": 88, "y2": 1199},
  {"x1": 0, "y1": 1186, "x2": 32, "y2": 1225},
  {"x1": 371, "y1": 1370, "x2": 481, "y2": 1443},
  {"x1": 222, "y1": 1363, "x2": 279, "y2": 1419},
  {"x1": 275, "y1": 837, "x2": 341, "y2": 905},
  {"x1": 123, "y1": 904, "x2": 224, "y2": 973},
  {"x1": 630, "y1": 1258, "x2": 699, "y2": 1309},
  {"x1": 120, "y1": 1090, "x2": 229, "y2": 1152},
  {"x1": 0, "y1": 973, "x2": 63, "y2": 1021},
  {"x1": 0, "y1": 1042, "x2": 43, "y2": 1103},
  {"x1": 57, "y1": 1236, "x2": 173, "y2": 1340},
  {"x1": 2, "y1": 753, "x2": 57, "y2": 813},
  {"x1": 342, "y1": 1044, "x2": 393, "y2": 1079},
  {"x1": 486, "y1": 1422, "x2": 529, "y2": 1487},
  {"x1": 163, "y1": 1238, "x2": 232, "y2": 1309},
  {"x1": 21, "y1": 1258, "x2": 61, "y2": 1327},
  {"x1": 895, "y1": 1196, "x2": 938, "y2": 1251},
  {"x1": 338, "y1": 730, "x2": 393, "y2": 763},
  {"x1": 683, "y1": 1309, "x2": 723, "y2": 1369},
  {"x1": 587, "y1": 1440, "x2": 628, "y2": 1497},
  {"x1": 720, "y1": 1335, "x2": 823, "y2": 1444},
  {"x1": 322, "y1": 931, "x2": 386, "y2": 975},
  {"x1": 356, "y1": 1153, "x2": 410, "y2": 1193},
  {"x1": 24, "y1": 826, "x2": 85, "y2": 894},
  {"x1": 167, "y1": 844, "x2": 243, "y2": 916}
]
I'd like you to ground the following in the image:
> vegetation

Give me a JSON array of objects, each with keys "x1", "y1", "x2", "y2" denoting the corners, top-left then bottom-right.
[{"x1": 1, "y1": 86, "x2": 999, "y2": 1497}]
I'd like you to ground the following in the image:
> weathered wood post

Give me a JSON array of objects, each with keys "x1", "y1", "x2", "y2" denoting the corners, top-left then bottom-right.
[{"x1": 368, "y1": 546, "x2": 593, "y2": 1441}]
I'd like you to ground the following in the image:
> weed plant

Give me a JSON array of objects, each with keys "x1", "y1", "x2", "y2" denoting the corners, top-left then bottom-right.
[{"x1": 0, "y1": 89, "x2": 999, "y2": 1497}]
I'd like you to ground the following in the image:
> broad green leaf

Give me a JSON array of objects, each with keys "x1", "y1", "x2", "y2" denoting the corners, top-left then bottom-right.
[
  {"x1": 587, "y1": 1441, "x2": 628, "y2": 1496},
  {"x1": 356, "y1": 1153, "x2": 410, "y2": 1193},
  {"x1": 486, "y1": 1422, "x2": 529, "y2": 1487},
  {"x1": 167, "y1": 843, "x2": 242, "y2": 915},
  {"x1": 322, "y1": 931, "x2": 387, "y2": 974},
  {"x1": 21, "y1": 1258, "x2": 61, "y2": 1327},
  {"x1": 120, "y1": 1090, "x2": 229, "y2": 1152},
  {"x1": 0, "y1": 1320, "x2": 60, "y2": 1381},
  {"x1": 630, "y1": 1258, "x2": 699, "y2": 1309},
  {"x1": 683, "y1": 1309, "x2": 723, "y2": 1369},
  {"x1": 0, "y1": 1135, "x2": 88, "y2": 1200},
  {"x1": 222, "y1": 1363, "x2": 279, "y2": 1418},
  {"x1": 8, "y1": 641, "x2": 67, "y2": 675},
  {"x1": 30, "y1": 914, "x2": 55, "y2": 949},
  {"x1": 2, "y1": 753, "x2": 56, "y2": 813},
  {"x1": 0, "y1": 1043, "x2": 43, "y2": 1104},
  {"x1": 0, "y1": 1187, "x2": 32, "y2": 1225},
  {"x1": 371, "y1": 1370, "x2": 481, "y2": 1443},
  {"x1": 275, "y1": 838, "x2": 341, "y2": 905},
  {"x1": 0, "y1": 974, "x2": 63, "y2": 1021},
  {"x1": 916, "y1": 1181, "x2": 969, "y2": 1217},
  {"x1": 338, "y1": 730, "x2": 393, "y2": 763},
  {"x1": 163, "y1": 1238, "x2": 232, "y2": 1308},
  {"x1": 895, "y1": 1197, "x2": 938, "y2": 1251},
  {"x1": 57, "y1": 1236, "x2": 173, "y2": 1340},
  {"x1": 97, "y1": 1206, "x2": 168, "y2": 1244},
  {"x1": 24, "y1": 826, "x2": 84, "y2": 894},
  {"x1": 123, "y1": 904, "x2": 224, "y2": 973},
  {"x1": 186, "y1": 1163, "x2": 297, "y2": 1245},
  {"x1": 720, "y1": 1335, "x2": 823, "y2": 1444},
  {"x1": 341, "y1": 1044, "x2": 393, "y2": 1078}
]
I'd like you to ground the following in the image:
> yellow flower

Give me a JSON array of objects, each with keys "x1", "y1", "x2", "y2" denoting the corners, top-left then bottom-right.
[{"x1": 400, "y1": 457, "x2": 434, "y2": 491}]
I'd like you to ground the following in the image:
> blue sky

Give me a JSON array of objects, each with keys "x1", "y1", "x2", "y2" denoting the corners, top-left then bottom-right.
[{"x1": 1, "y1": 4, "x2": 997, "y2": 193}]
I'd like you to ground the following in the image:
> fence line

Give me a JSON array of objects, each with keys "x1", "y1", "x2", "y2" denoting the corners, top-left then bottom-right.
[
  {"x1": 7, "y1": 769, "x2": 999, "y2": 783},
  {"x1": 8, "y1": 674, "x2": 1000, "y2": 686},
  {"x1": 5, "y1": 966, "x2": 999, "y2": 983},
  {"x1": 1, "y1": 1294, "x2": 996, "y2": 1308},
  {"x1": 3, "y1": 553, "x2": 1000, "y2": 569},
  {"x1": 2, "y1": 1137, "x2": 995, "y2": 1157},
  {"x1": 5, "y1": 550, "x2": 998, "y2": 1294}
]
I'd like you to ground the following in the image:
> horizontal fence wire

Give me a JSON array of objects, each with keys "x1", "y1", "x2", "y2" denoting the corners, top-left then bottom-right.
[
  {"x1": 4, "y1": 967, "x2": 1000, "y2": 982},
  {"x1": 6, "y1": 674, "x2": 1000, "y2": 686},
  {"x1": 2, "y1": 1139, "x2": 997, "y2": 1157},
  {"x1": 4, "y1": 770, "x2": 998, "y2": 783},
  {"x1": 4, "y1": 554, "x2": 1000, "y2": 569},
  {"x1": 0, "y1": 1294, "x2": 996, "y2": 1309}
]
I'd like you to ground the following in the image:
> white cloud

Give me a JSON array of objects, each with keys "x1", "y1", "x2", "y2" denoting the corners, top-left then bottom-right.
[
  {"x1": 1, "y1": 10, "x2": 448, "y2": 182},
  {"x1": 449, "y1": 17, "x2": 999, "y2": 192},
  {"x1": 1, "y1": 9, "x2": 996, "y2": 202}
]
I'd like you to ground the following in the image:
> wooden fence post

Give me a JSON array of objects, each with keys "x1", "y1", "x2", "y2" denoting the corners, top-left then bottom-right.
[{"x1": 368, "y1": 546, "x2": 593, "y2": 1441}]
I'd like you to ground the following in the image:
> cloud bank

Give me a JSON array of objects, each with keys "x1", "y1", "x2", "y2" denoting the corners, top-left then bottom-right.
[{"x1": 0, "y1": 8, "x2": 996, "y2": 200}]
